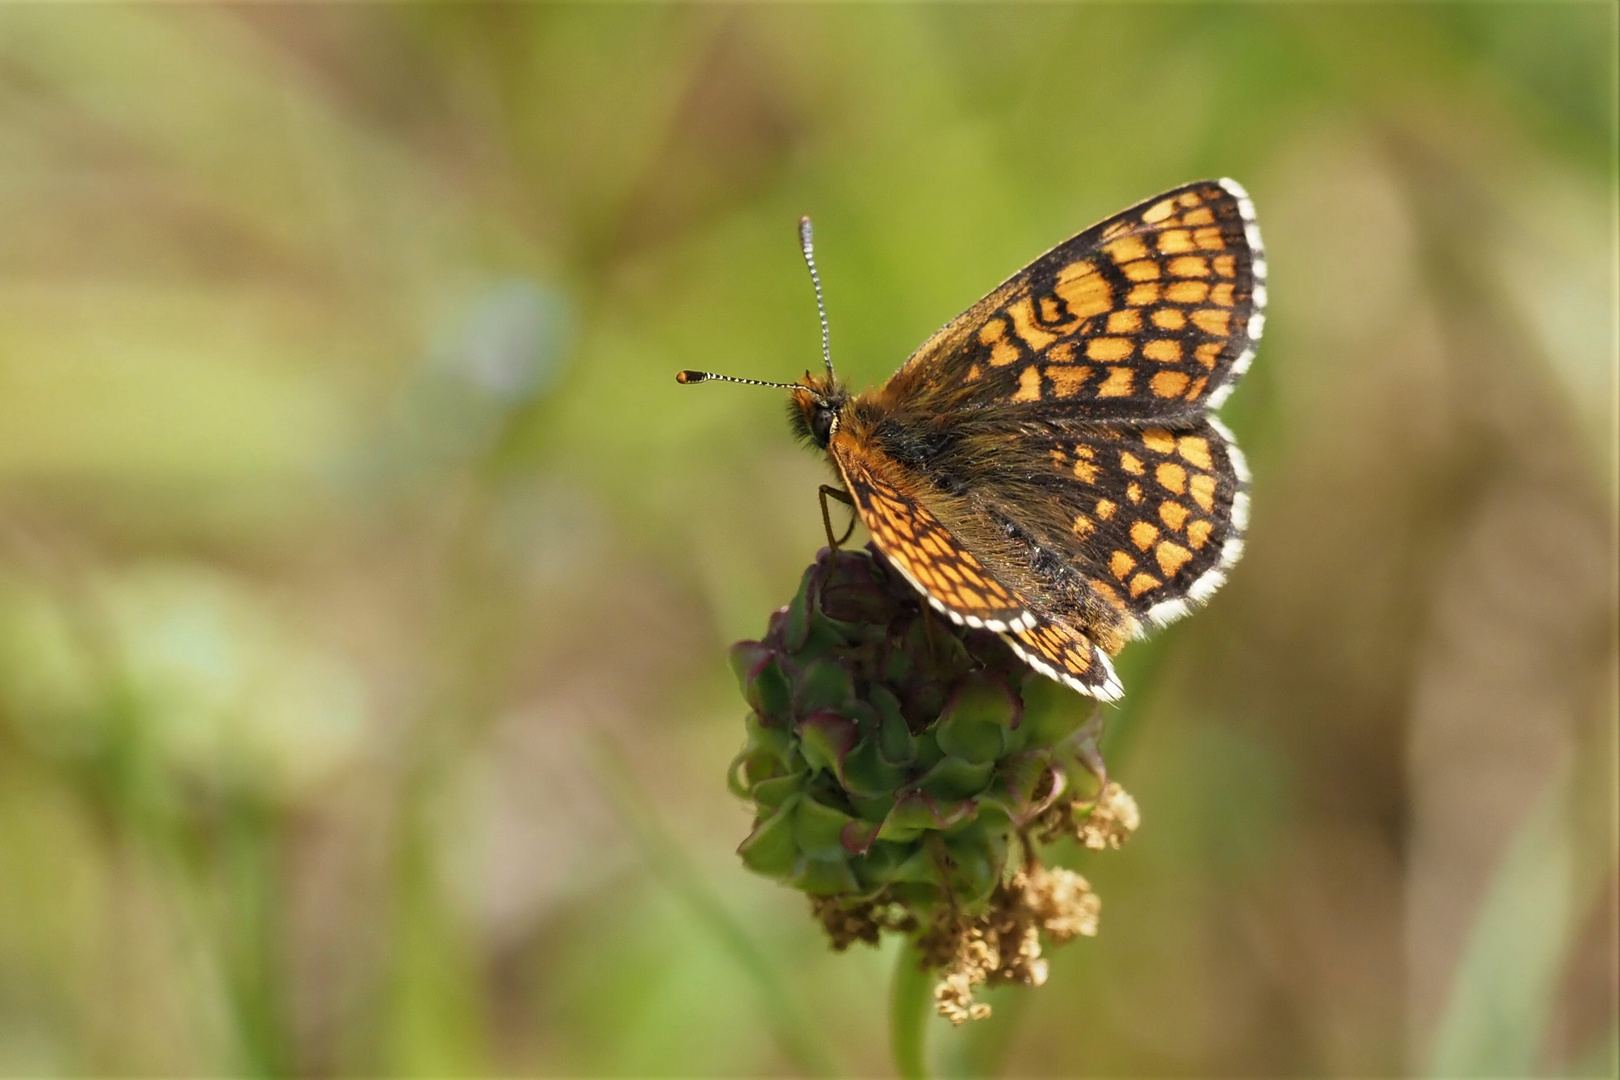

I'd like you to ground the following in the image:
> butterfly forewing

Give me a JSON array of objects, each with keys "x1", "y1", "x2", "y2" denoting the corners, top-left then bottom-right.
[{"x1": 882, "y1": 179, "x2": 1265, "y2": 421}]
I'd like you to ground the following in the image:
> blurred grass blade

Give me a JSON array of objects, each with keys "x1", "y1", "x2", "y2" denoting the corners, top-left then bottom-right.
[
  {"x1": 592, "y1": 737, "x2": 841, "y2": 1078},
  {"x1": 1426, "y1": 751, "x2": 1617, "y2": 1077}
]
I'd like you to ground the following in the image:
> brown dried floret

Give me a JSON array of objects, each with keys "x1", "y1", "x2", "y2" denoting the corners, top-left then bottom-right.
[
  {"x1": 1036, "y1": 781, "x2": 1141, "y2": 850},
  {"x1": 811, "y1": 893, "x2": 917, "y2": 951},
  {"x1": 918, "y1": 863, "x2": 1102, "y2": 1023}
]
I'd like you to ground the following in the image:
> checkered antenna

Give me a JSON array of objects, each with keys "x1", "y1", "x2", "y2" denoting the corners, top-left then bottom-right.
[{"x1": 798, "y1": 216, "x2": 834, "y2": 381}]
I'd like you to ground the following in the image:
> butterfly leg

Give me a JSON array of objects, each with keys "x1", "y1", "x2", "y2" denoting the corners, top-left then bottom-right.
[{"x1": 818, "y1": 485, "x2": 858, "y2": 550}]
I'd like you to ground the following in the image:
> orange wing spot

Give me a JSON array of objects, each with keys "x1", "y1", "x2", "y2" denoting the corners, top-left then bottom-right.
[
  {"x1": 1195, "y1": 342, "x2": 1223, "y2": 368},
  {"x1": 1012, "y1": 365, "x2": 1042, "y2": 402},
  {"x1": 1075, "y1": 445, "x2": 1095, "y2": 459},
  {"x1": 1211, "y1": 283, "x2": 1235, "y2": 307},
  {"x1": 1141, "y1": 428, "x2": 1175, "y2": 453},
  {"x1": 1156, "y1": 229, "x2": 1195, "y2": 254},
  {"x1": 1130, "y1": 521, "x2": 1159, "y2": 550},
  {"x1": 1181, "y1": 206, "x2": 1215, "y2": 226},
  {"x1": 965, "y1": 363, "x2": 983, "y2": 382},
  {"x1": 1176, "y1": 191, "x2": 1203, "y2": 208},
  {"x1": 938, "y1": 561, "x2": 963, "y2": 584},
  {"x1": 1159, "y1": 501, "x2": 1189, "y2": 531},
  {"x1": 1177, "y1": 436, "x2": 1213, "y2": 469},
  {"x1": 1184, "y1": 375, "x2": 1208, "y2": 400},
  {"x1": 1073, "y1": 457, "x2": 1099, "y2": 483},
  {"x1": 1089, "y1": 578, "x2": 1122, "y2": 605},
  {"x1": 1142, "y1": 198, "x2": 1177, "y2": 224},
  {"x1": 1054, "y1": 261, "x2": 1114, "y2": 319},
  {"x1": 1188, "y1": 472, "x2": 1216, "y2": 512},
  {"x1": 1047, "y1": 341, "x2": 1075, "y2": 364},
  {"x1": 1087, "y1": 338, "x2": 1134, "y2": 362},
  {"x1": 1006, "y1": 296, "x2": 1059, "y2": 350},
  {"x1": 1126, "y1": 482, "x2": 1143, "y2": 504},
  {"x1": 1213, "y1": 255, "x2": 1236, "y2": 278},
  {"x1": 1106, "y1": 309, "x2": 1142, "y2": 334},
  {"x1": 979, "y1": 318, "x2": 1021, "y2": 366},
  {"x1": 1169, "y1": 256, "x2": 1210, "y2": 278},
  {"x1": 1151, "y1": 371, "x2": 1191, "y2": 398},
  {"x1": 1039, "y1": 295, "x2": 1069, "y2": 324},
  {"x1": 1097, "y1": 367, "x2": 1134, "y2": 397},
  {"x1": 1122, "y1": 260, "x2": 1161, "y2": 282},
  {"x1": 1096, "y1": 498, "x2": 1117, "y2": 520},
  {"x1": 1166, "y1": 280, "x2": 1210, "y2": 303},
  {"x1": 957, "y1": 586, "x2": 984, "y2": 609},
  {"x1": 1048, "y1": 364, "x2": 1091, "y2": 398},
  {"x1": 1143, "y1": 339, "x2": 1181, "y2": 363},
  {"x1": 919, "y1": 534, "x2": 944, "y2": 556},
  {"x1": 1155, "y1": 541, "x2": 1193, "y2": 577},
  {"x1": 1109, "y1": 551, "x2": 1136, "y2": 579},
  {"x1": 1186, "y1": 519, "x2": 1213, "y2": 549},
  {"x1": 1193, "y1": 226, "x2": 1226, "y2": 251},
  {"x1": 1072, "y1": 515, "x2": 1095, "y2": 540},
  {"x1": 1151, "y1": 307, "x2": 1186, "y2": 330},
  {"x1": 1128, "y1": 572, "x2": 1161, "y2": 598},
  {"x1": 1156, "y1": 461, "x2": 1188, "y2": 494},
  {"x1": 1120, "y1": 451, "x2": 1145, "y2": 476},
  {"x1": 1192, "y1": 309, "x2": 1231, "y2": 336},
  {"x1": 1127, "y1": 283, "x2": 1161, "y2": 305},
  {"x1": 1106, "y1": 236, "x2": 1150, "y2": 262}
]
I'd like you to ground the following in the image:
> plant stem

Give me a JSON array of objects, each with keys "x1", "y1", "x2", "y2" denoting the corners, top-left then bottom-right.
[{"x1": 890, "y1": 936, "x2": 932, "y2": 1080}]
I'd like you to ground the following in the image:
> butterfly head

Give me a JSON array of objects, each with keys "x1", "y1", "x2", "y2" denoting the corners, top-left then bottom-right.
[{"x1": 788, "y1": 374, "x2": 847, "y2": 449}]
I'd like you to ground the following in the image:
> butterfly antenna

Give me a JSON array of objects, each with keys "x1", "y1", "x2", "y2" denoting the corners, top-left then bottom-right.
[
  {"x1": 799, "y1": 216, "x2": 834, "y2": 380},
  {"x1": 675, "y1": 370, "x2": 800, "y2": 389}
]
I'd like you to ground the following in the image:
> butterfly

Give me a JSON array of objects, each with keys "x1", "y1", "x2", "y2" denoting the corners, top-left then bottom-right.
[{"x1": 678, "y1": 180, "x2": 1264, "y2": 702}]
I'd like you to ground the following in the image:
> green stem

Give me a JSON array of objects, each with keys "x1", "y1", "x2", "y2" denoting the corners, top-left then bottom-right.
[{"x1": 890, "y1": 936, "x2": 932, "y2": 1080}]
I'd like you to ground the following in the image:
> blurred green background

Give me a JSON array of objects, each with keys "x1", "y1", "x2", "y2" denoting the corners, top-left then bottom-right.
[{"x1": 0, "y1": 5, "x2": 1615, "y2": 1077}]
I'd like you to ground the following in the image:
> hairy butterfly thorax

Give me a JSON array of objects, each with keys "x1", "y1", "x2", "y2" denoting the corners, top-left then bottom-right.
[{"x1": 677, "y1": 182, "x2": 1264, "y2": 702}]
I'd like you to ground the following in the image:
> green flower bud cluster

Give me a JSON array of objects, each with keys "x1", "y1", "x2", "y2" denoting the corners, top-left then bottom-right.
[{"x1": 728, "y1": 545, "x2": 1099, "y2": 912}]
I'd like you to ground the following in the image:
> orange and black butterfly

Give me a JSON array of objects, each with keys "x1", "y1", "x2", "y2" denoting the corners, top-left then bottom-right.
[{"x1": 679, "y1": 180, "x2": 1264, "y2": 702}]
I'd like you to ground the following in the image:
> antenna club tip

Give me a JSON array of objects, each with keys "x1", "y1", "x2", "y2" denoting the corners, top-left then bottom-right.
[
  {"x1": 798, "y1": 216, "x2": 813, "y2": 243},
  {"x1": 675, "y1": 370, "x2": 701, "y2": 384}
]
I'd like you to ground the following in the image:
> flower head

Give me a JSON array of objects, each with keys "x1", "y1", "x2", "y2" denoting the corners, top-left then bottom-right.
[{"x1": 728, "y1": 545, "x2": 1138, "y2": 1020}]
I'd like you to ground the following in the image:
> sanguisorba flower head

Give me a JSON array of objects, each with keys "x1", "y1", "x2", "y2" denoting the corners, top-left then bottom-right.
[{"x1": 728, "y1": 545, "x2": 1138, "y2": 1021}]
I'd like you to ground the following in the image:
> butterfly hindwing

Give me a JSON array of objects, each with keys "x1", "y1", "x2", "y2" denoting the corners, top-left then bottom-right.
[
  {"x1": 881, "y1": 179, "x2": 1265, "y2": 421},
  {"x1": 829, "y1": 436, "x2": 1036, "y2": 634},
  {"x1": 1007, "y1": 616, "x2": 1123, "y2": 703},
  {"x1": 914, "y1": 413, "x2": 1249, "y2": 630},
  {"x1": 831, "y1": 435, "x2": 1126, "y2": 701},
  {"x1": 1022, "y1": 415, "x2": 1249, "y2": 628}
]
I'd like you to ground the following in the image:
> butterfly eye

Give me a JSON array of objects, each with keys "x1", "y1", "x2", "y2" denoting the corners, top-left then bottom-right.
[{"x1": 810, "y1": 405, "x2": 837, "y2": 446}]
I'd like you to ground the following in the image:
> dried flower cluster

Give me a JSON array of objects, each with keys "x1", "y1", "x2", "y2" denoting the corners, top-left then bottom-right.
[
  {"x1": 921, "y1": 863, "x2": 1104, "y2": 1023},
  {"x1": 729, "y1": 545, "x2": 1138, "y2": 1021}
]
